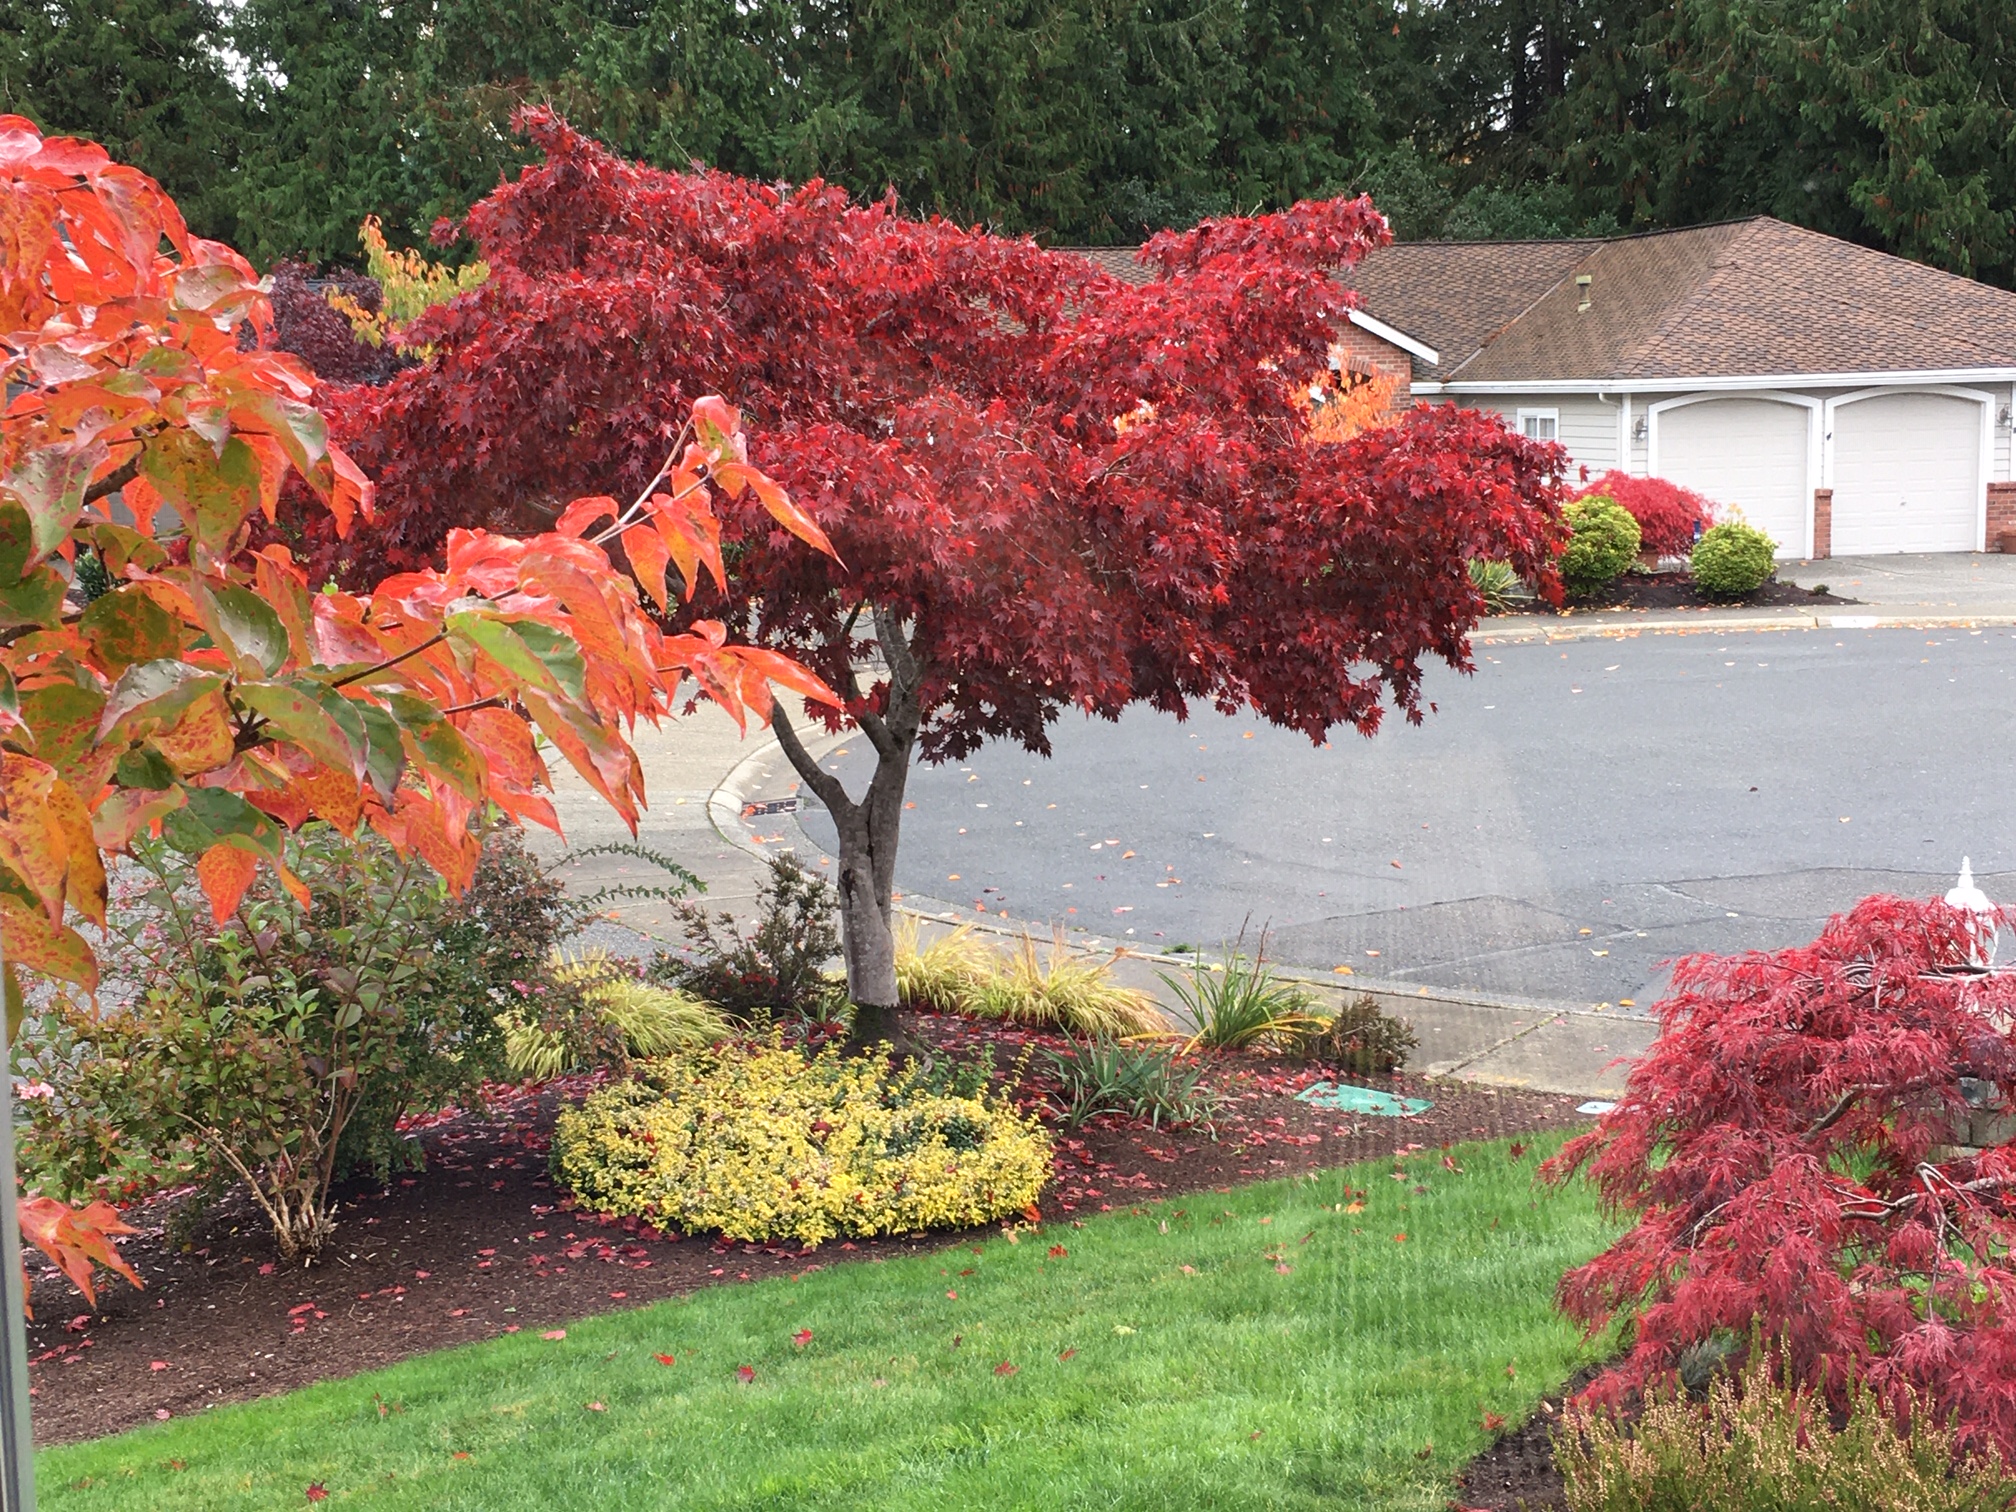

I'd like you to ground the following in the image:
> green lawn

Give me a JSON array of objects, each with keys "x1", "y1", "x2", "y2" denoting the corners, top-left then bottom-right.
[{"x1": 39, "y1": 1133, "x2": 1615, "y2": 1511}]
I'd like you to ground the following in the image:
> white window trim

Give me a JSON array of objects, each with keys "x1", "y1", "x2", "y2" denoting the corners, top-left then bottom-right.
[{"x1": 1516, "y1": 407, "x2": 1560, "y2": 442}]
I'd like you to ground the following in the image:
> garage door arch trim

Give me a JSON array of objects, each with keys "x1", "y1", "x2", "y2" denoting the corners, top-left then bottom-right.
[
  {"x1": 1822, "y1": 385, "x2": 1992, "y2": 553},
  {"x1": 1646, "y1": 391, "x2": 1821, "y2": 559}
]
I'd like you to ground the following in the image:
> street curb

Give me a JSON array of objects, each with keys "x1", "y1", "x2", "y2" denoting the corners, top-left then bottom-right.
[{"x1": 1476, "y1": 611, "x2": 2016, "y2": 644}]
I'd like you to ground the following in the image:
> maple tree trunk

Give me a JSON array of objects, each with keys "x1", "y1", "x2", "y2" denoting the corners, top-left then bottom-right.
[{"x1": 769, "y1": 606, "x2": 922, "y2": 1048}]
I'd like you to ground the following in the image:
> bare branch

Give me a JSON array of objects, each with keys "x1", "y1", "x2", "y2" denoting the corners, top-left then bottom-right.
[
  {"x1": 769, "y1": 701, "x2": 855, "y2": 820},
  {"x1": 328, "y1": 632, "x2": 448, "y2": 689},
  {"x1": 82, "y1": 454, "x2": 141, "y2": 508}
]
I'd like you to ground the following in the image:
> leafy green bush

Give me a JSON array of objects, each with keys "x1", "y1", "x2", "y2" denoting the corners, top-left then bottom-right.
[
  {"x1": 16, "y1": 826, "x2": 507, "y2": 1259},
  {"x1": 1690, "y1": 522, "x2": 1777, "y2": 598},
  {"x1": 551, "y1": 1039, "x2": 1052, "y2": 1245},
  {"x1": 1559, "y1": 494, "x2": 1642, "y2": 596},
  {"x1": 1162, "y1": 950, "x2": 1324, "y2": 1051},
  {"x1": 1467, "y1": 559, "x2": 1524, "y2": 614},
  {"x1": 1041, "y1": 1039, "x2": 1221, "y2": 1132},
  {"x1": 1556, "y1": 1348, "x2": 2016, "y2": 1511},
  {"x1": 658, "y1": 854, "x2": 845, "y2": 1020},
  {"x1": 498, "y1": 952, "x2": 730, "y2": 1080},
  {"x1": 1305, "y1": 993, "x2": 1418, "y2": 1075}
]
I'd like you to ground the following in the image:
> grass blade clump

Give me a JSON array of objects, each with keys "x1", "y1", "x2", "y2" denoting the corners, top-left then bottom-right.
[{"x1": 1162, "y1": 946, "x2": 1324, "y2": 1052}]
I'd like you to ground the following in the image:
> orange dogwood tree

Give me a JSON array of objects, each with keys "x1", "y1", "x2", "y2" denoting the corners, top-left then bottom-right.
[{"x1": 0, "y1": 119, "x2": 836, "y2": 1306}]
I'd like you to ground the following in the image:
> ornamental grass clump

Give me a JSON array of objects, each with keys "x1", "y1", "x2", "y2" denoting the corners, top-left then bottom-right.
[
  {"x1": 551, "y1": 1039, "x2": 1052, "y2": 1245},
  {"x1": 1556, "y1": 1348, "x2": 2016, "y2": 1512},
  {"x1": 894, "y1": 922, "x2": 1166, "y2": 1037},
  {"x1": 497, "y1": 951, "x2": 731, "y2": 1080}
]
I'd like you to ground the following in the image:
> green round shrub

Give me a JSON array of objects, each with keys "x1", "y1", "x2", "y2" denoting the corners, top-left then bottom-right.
[
  {"x1": 1558, "y1": 494, "x2": 1642, "y2": 596},
  {"x1": 1690, "y1": 521, "x2": 1777, "y2": 598}
]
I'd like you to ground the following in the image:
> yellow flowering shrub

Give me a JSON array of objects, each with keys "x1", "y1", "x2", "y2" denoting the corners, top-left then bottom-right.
[{"x1": 551, "y1": 1040, "x2": 1053, "y2": 1246}]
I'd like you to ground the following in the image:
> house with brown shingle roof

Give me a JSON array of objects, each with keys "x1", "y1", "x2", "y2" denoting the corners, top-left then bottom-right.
[{"x1": 1080, "y1": 218, "x2": 2016, "y2": 559}]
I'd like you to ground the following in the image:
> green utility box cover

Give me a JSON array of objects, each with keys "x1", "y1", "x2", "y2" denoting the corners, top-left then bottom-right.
[{"x1": 1294, "y1": 1081, "x2": 1432, "y2": 1116}]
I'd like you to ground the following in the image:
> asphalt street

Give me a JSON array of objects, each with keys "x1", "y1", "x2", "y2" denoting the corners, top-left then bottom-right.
[{"x1": 797, "y1": 626, "x2": 2016, "y2": 1011}]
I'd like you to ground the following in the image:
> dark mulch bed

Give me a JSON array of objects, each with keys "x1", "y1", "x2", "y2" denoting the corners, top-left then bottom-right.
[
  {"x1": 1454, "y1": 1364, "x2": 1606, "y2": 1511},
  {"x1": 1535, "y1": 570, "x2": 1857, "y2": 615},
  {"x1": 25, "y1": 1010, "x2": 1589, "y2": 1447}
]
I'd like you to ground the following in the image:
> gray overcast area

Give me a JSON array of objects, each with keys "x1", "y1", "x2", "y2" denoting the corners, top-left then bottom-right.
[{"x1": 799, "y1": 626, "x2": 2016, "y2": 1012}]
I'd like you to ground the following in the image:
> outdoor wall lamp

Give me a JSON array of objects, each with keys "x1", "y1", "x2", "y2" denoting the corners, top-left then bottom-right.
[
  {"x1": 2000, "y1": 406, "x2": 2013, "y2": 431},
  {"x1": 1632, "y1": 415, "x2": 1648, "y2": 442}
]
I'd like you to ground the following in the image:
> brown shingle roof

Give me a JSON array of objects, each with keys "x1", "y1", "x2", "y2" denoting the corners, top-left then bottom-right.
[
  {"x1": 1068, "y1": 218, "x2": 2016, "y2": 383},
  {"x1": 1340, "y1": 239, "x2": 1596, "y2": 379}
]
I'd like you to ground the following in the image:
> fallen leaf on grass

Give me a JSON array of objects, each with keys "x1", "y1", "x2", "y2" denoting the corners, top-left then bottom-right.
[
  {"x1": 306, "y1": 1486, "x2": 328, "y2": 1504},
  {"x1": 1482, "y1": 1411, "x2": 1506, "y2": 1432},
  {"x1": 453, "y1": 1452, "x2": 471, "y2": 1461},
  {"x1": 1415, "y1": 1443, "x2": 1433, "y2": 1460},
  {"x1": 1274, "y1": 1263, "x2": 1292, "y2": 1275},
  {"x1": 654, "y1": 1353, "x2": 675, "y2": 1366},
  {"x1": 736, "y1": 1365, "x2": 756, "y2": 1384},
  {"x1": 542, "y1": 1330, "x2": 567, "y2": 1341},
  {"x1": 1058, "y1": 1349, "x2": 1076, "y2": 1361},
  {"x1": 1393, "y1": 1233, "x2": 1408, "y2": 1243},
  {"x1": 792, "y1": 1329, "x2": 813, "y2": 1348},
  {"x1": 585, "y1": 1402, "x2": 605, "y2": 1412},
  {"x1": 1344, "y1": 1200, "x2": 1364, "y2": 1215},
  {"x1": 946, "y1": 1290, "x2": 957, "y2": 1300},
  {"x1": 1113, "y1": 1325, "x2": 1135, "y2": 1336},
  {"x1": 993, "y1": 1361, "x2": 1018, "y2": 1377}
]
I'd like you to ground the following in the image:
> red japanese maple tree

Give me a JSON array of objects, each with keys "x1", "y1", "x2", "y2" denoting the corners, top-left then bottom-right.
[
  {"x1": 1572, "y1": 470, "x2": 1714, "y2": 560},
  {"x1": 1545, "y1": 895, "x2": 2016, "y2": 1457},
  {"x1": 322, "y1": 110, "x2": 1568, "y2": 1030},
  {"x1": 0, "y1": 120, "x2": 833, "y2": 1304}
]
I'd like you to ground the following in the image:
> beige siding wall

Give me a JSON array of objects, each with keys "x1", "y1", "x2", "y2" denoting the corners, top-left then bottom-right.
[{"x1": 1469, "y1": 394, "x2": 1624, "y2": 480}]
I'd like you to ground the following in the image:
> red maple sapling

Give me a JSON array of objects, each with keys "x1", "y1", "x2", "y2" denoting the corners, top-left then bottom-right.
[
  {"x1": 1572, "y1": 470, "x2": 1714, "y2": 560},
  {"x1": 322, "y1": 110, "x2": 1569, "y2": 1026},
  {"x1": 1545, "y1": 895, "x2": 2016, "y2": 1457}
]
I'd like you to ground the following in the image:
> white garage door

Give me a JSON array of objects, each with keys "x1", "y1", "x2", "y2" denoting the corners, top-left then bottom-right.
[
  {"x1": 1830, "y1": 392, "x2": 1981, "y2": 555},
  {"x1": 1656, "y1": 398, "x2": 1809, "y2": 558}
]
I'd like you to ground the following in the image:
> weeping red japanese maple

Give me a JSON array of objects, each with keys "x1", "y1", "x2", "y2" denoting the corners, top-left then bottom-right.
[
  {"x1": 323, "y1": 109, "x2": 1567, "y2": 1030},
  {"x1": 1546, "y1": 895, "x2": 2016, "y2": 1457}
]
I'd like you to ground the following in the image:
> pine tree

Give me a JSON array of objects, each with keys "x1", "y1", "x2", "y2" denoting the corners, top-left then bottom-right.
[{"x1": 0, "y1": 0, "x2": 244, "y2": 241}]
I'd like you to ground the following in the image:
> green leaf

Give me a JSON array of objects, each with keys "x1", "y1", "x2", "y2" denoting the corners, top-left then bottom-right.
[
  {"x1": 140, "y1": 432, "x2": 262, "y2": 555},
  {"x1": 235, "y1": 678, "x2": 364, "y2": 776},
  {"x1": 0, "y1": 434, "x2": 108, "y2": 564},
  {"x1": 113, "y1": 745, "x2": 178, "y2": 791},
  {"x1": 98, "y1": 660, "x2": 227, "y2": 745},
  {"x1": 210, "y1": 586, "x2": 290, "y2": 678},
  {"x1": 444, "y1": 612, "x2": 568, "y2": 699},
  {"x1": 509, "y1": 621, "x2": 588, "y2": 701},
  {"x1": 161, "y1": 785, "x2": 283, "y2": 861},
  {"x1": 0, "y1": 565, "x2": 65, "y2": 631},
  {"x1": 353, "y1": 701, "x2": 406, "y2": 805},
  {"x1": 81, "y1": 589, "x2": 182, "y2": 676},
  {"x1": 384, "y1": 692, "x2": 484, "y2": 799},
  {"x1": 21, "y1": 681, "x2": 106, "y2": 772}
]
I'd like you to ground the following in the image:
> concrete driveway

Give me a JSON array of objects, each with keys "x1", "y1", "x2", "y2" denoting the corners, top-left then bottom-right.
[{"x1": 797, "y1": 624, "x2": 2016, "y2": 1012}]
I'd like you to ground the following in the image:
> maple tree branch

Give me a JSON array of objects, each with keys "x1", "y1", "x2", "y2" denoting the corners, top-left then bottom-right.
[
  {"x1": 327, "y1": 633, "x2": 447, "y2": 689},
  {"x1": 439, "y1": 695, "x2": 508, "y2": 717},
  {"x1": 769, "y1": 700, "x2": 855, "y2": 821},
  {"x1": 588, "y1": 422, "x2": 700, "y2": 546},
  {"x1": 82, "y1": 453, "x2": 140, "y2": 508}
]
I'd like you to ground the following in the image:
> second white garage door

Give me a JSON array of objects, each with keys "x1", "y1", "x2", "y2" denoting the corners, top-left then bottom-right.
[
  {"x1": 1655, "y1": 398, "x2": 1810, "y2": 558},
  {"x1": 1829, "y1": 392, "x2": 1982, "y2": 555}
]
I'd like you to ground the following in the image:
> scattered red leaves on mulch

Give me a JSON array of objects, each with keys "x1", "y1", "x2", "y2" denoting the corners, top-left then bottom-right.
[{"x1": 26, "y1": 1010, "x2": 1587, "y2": 1446}]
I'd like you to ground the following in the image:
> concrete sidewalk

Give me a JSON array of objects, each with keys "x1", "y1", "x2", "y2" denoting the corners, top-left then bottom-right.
[
  {"x1": 1479, "y1": 551, "x2": 2016, "y2": 643},
  {"x1": 539, "y1": 709, "x2": 1655, "y2": 1101}
]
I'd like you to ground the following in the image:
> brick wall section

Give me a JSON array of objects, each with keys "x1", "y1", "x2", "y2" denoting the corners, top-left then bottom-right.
[
  {"x1": 1329, "y1": 323, "x2": 1416, "y2": 420},
  {"x1": 1812, "y1": 488, "x2": 1832, "y2": 559},
  {"x1": 1989, "y1": 482, "x2": 2016, "y2": 550}
]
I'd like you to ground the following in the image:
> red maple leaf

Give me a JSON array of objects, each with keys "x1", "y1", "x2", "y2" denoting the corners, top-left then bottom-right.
[
  {"x1": 791, "y1": 1329, "x2": 813, "y2": 1348},
  {"x1": 654, "y1": 1353, "x2": 675, "y2": 1366},
  {"x1": 736, "y1": 1365, "x2": 755, "y2": 1384},
  {"x1": 305, "y1": 1486, "x2": 329, "y2": 1504},
  {"x1": 993, "y1": 1361, "x2": 1018, "y2": 1377}
]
